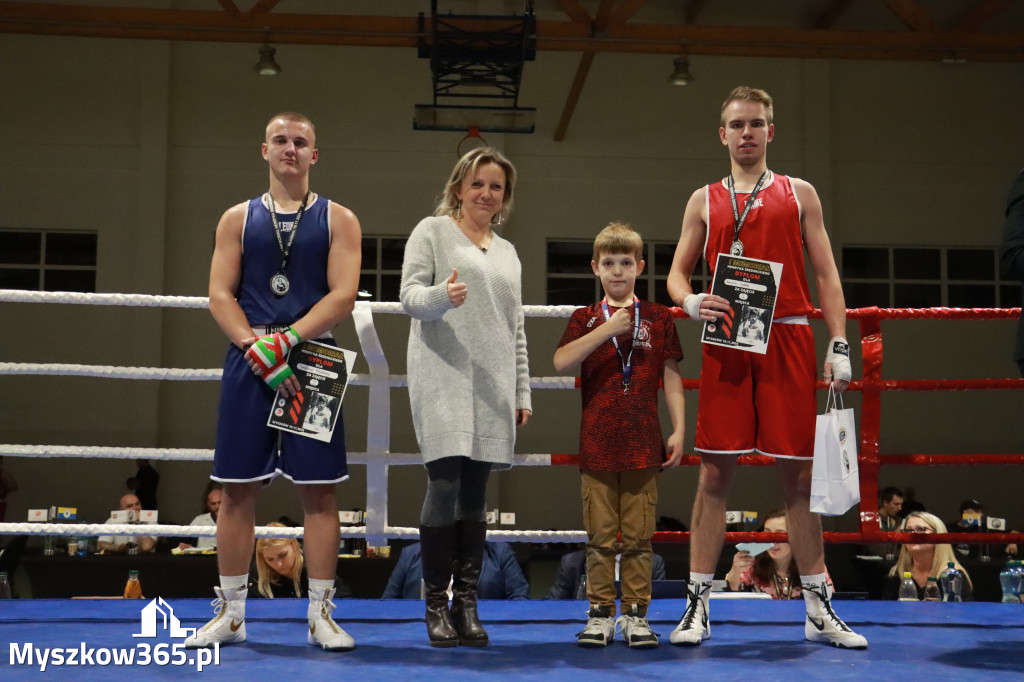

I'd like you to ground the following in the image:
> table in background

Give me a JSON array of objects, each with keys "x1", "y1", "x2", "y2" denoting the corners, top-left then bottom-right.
[{"x1": 21, "y1": 552, "x2": 397, "y2": 599}]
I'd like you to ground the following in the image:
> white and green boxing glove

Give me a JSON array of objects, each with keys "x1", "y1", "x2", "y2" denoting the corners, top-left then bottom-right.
[{"x1": 245, "y1": 326, "x2": 301, "y2": 373}]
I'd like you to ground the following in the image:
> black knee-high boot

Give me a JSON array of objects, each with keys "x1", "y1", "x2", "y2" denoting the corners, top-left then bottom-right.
[
  {"x1": 419, "y1": 525, "x2": 459, "y2": 647},
  {"x1": 450, "y1": 519, "x2": 489, "y2": 646}
]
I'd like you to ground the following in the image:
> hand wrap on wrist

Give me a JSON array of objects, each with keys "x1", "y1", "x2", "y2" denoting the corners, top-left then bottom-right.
[
  {"x1": 263, "y1": 358, "x2": 295, "y2": 390},
  {"x1": 245, "y1": 326, "x2": 301, "y2": 372},
  {"x1": 825, "y1": 336, "x2": 852, "y2": 383},
  {"x1": 682, "y1": 293, "x2": 707, "y2": 321}
]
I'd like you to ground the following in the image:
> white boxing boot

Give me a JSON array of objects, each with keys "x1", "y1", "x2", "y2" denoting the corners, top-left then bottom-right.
[
  {"x1": 307, "y1": 587, "x2": 355, "y2": 651},
  {"x1": 184, "y1": 585, "x2": 247, "y2": 648},
  {"x1": 803, "y1": 580, "x2": 868, "y2": 649},
  {"x1": 669, "y1": 579, "x2": 711, "y2": 646}
]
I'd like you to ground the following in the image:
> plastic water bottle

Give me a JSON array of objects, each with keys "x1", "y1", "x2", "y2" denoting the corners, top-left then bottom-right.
[
  {"x1": 575, "y1": 574, "x2": 588, "y2": 600},
  {"x1": 1001, "y1": 560, "x2": 1022, "y2": 603},
  {"x1": 0, "y1": 572, "x2": 12, "y2": 599},
  {"x1": 923, "y1": 576, "x2": 941, "y2": 601},
  {"x1": 898, "y1": 572, "x2": 918, "y2": 601},
  {"x1": 123, "y1": 569, "x2": 143, "y2": 599},
  {"x1": 1015, "y1": 561, "x2": 1024, "y2": 603},
  {"x1": 939, "y1": 561, "x2": 964, "y2": 602}
]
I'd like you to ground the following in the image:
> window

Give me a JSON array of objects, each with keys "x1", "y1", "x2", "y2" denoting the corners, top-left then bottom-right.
[
  {"x1": 546, "y1": 239, "x2": 700, "y2": 307},
  {"x1": 841, "y1": 246, "x2": 1018, "y2": 308},
  {"x1": 0, "y1": 230, "x2": 97, "y2": 292},
  {"x1": 360, "y1": 236, "x2": 407, "y2": 302}
]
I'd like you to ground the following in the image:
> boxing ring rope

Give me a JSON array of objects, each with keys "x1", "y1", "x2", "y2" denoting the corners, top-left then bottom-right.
[{"x1": 2, "y1": 290, "x2": 1023, "y2": 549}]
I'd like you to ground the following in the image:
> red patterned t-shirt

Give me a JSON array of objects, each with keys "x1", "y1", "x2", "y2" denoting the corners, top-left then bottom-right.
[{"x1": 557, "y1": 300, "x2": 684, "y2": 471}]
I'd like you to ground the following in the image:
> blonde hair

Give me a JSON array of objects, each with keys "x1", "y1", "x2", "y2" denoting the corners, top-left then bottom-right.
[
  {"x1": 255, "y1": 522, "x2": 304, "y2": 598},
  {"x1": 887, "y1": 511, "x2": 973, "y2": 592},
  {"x1": 592, "y1": 222, "x2": 643, "y2": 263},
  {"x1": 435, "y1": 147, "x2": 517, "y2": 225},
  {"x1": 265, "y1": 112, "x2": 316, "y2": 143},
  {"x1": 721, "y1": 86, "x2": 774, "y2": 126}
]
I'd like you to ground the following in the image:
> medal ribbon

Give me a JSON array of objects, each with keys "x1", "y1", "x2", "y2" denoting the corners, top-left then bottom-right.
[
  {"x1": 727, "y1": 171, "x2": 769, "y2": 249},
  {"x1": 267, "y1": 191, "x2": 310, "y2": 277},
  {"x1": 600, "y1": 296, "x2": 641, "y2": 392}
]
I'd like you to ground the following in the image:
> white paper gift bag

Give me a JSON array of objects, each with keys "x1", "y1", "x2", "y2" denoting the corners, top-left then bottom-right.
[{"x1": 809, "y1": 388, "x2": 860, "y2": 516}]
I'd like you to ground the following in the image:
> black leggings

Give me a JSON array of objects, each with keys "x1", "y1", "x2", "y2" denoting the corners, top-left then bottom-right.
[{"x1": 420, "y1": 457, "x2": 492, "y2": 526}]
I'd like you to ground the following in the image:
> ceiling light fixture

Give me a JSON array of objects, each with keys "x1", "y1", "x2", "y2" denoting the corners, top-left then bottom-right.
[
  {"x1": 669, "y1": 55, "x2": 695, "y2": 86},
  {"x1": 254, "y1": 44, "x2": 282, "y2": 76}
]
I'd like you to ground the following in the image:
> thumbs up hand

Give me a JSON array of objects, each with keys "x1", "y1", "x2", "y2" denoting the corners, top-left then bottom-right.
[{"x1": 447, "y1": 268, "x2": 468, "y2": 307}]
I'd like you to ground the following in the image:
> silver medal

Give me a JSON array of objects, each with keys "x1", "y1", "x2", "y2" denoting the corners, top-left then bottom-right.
[
  {"x1": 730, "y1": 240, "x2": 744, "y2": 256},
  {"x1": 270, "y1": 273, "x2": 291, "y2": 296}
]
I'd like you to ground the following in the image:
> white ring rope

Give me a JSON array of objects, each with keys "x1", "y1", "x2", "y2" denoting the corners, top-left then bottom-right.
[
  {"x1": 0, "y1": 446, "x2": 562, "y2": 467},
  {"x1": 0, "y1": 363, "x2": 576, "y2": 389},
  {"x1": 2, "y1": 289, "x2": 590, "y2": 546},
  {"x1": 0, "y1": 289, "x2": 582, "y2": 319},
  {"x1": 0, "y1": 522, "x2": 587, "y2": 543}
]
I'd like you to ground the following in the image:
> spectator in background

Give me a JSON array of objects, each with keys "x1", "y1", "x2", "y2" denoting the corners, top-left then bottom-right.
[
  {"x1": 878, "y1": 487, "x2": 904, "y2": 532},
  {"x1": 898, "y1": 486, "x2": 926, "y2": 518},
  {"x1": 179, "y1": 482, "x2": 223, "y2": 551},
  {"x1": 97, "y1": 494, "x2": 156, "y2": 554},
  {"x1": 725, "y1": 509, "x2": 833, "y2": 599},
  {"x1": 884, "y1": 512, "x2": 972, "y2": 600},
  {"x1": 126, "y1": 459, "x2": 159, "y2": 511},
  {"x1": 383, "y1": 541, "x2": 529, "y2": 600},
  {"x1": 999, "y1": 167, "x2": 1024, "y2": 377},
  {"x1": 948, "y1": 499, "x2": 1018, "y2": 559},
  {"x1": 0, "y1": 456, "x2": 18, "y2": 522},
  {"x1": 249, "y1": 523, "x2": 352, "y2": 599},
  {"x1": 545, "y1": 544, "x2": 667, "y2": 600}
]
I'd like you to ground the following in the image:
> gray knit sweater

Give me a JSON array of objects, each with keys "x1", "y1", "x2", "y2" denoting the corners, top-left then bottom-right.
[{"x1": 400, "y1": 216, "x2": 532, "y2": 469}]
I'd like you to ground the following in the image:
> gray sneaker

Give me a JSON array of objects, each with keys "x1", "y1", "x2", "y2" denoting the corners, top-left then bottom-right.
[
  {"x1": 577, "y1": 605, "x2": 614, "y2": 647},
  {"x1": 615, "y1": 604, "x2": 659, "y2": 649}
]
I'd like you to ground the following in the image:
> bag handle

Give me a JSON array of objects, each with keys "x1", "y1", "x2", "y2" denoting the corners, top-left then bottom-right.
[{"x1": 825, "y1": 384, "x2": 844, "y2": 412}]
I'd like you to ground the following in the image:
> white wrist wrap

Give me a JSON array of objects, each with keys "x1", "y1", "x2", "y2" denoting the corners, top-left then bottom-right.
[
  {"x1": 825, "y1": 336, "x2": 852, "y2": 382},
  {"x1": 682, "y1": 293, "x2": 707, "y2": 321}
]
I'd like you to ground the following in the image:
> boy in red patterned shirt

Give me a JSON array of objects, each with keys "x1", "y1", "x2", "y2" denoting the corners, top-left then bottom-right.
[{"x1": 554, "y1": 223, "x2": 685, "y2": 648}]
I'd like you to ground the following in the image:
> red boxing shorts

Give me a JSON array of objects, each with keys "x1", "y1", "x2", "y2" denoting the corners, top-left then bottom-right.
[{"x1": 694, "y1": 322, "x2": 816, "y2": 460}]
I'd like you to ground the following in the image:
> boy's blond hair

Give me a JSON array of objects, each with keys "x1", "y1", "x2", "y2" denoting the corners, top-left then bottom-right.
[
  {"x1": 720, "y1": 86, "x2": 774, "y2": 126},
  {"x1": 593, "y1": 222, "x2": 643, "y2": 263}
]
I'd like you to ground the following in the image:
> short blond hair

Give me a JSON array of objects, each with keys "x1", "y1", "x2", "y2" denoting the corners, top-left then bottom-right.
[
  {"x1": 265, "y1": 112, "x2": 316, "y2": 143},
  {"x1": 721, "y1": 86, "x2": 774, "y2": 126},
  {"x1": 593, "y1": 222, "x2": 643, "y2": 263}
]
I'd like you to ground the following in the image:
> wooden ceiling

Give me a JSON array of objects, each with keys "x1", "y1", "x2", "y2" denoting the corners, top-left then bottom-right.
[
  {"x1": 2, "y1": 1, "x2": 1019, "y2": 139},
  {"x1": 1, "y1": 1, "x2": 1019, "y2": 61}
]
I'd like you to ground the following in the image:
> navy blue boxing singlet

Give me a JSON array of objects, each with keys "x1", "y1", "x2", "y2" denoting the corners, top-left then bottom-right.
[{"x1": 236, "y1": 194, "x2": 331, "y2": 325}]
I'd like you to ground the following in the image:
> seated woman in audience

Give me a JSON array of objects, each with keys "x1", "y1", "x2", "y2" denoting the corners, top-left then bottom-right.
[
  {"x1": 883, "y1": 511, "x2": 972, "y2": 600},
  {"x1": 725, "y1": 508, "x2": 833, "y2": 599},
  {"x1": 251, "y1": 523, "x2": 307, "y2": 598},
  {"x1": 250, "y1": 522, "x2": 351, "y2": 598}
]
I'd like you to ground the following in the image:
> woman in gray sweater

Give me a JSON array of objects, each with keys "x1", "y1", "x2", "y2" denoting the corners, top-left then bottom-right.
[{"x1": 400, "y1": 147, "x2": 532, "y2": 647}]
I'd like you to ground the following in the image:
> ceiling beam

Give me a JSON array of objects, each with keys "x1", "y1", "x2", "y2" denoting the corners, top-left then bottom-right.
[
  {"x1": 955, "y1": 0, "x2": 1013, "y2": 31},
  {"x1": 882, "y1": 0, "x2": 937, "y2": 32},
  {"x1": 0, "y1": 3, "x2": 1020, "y2": 62},
  {"x1": 557, "y1": 0, "x2": 591, "y2": 25},
  {"x1": 814, "y1": 0, "x2": 855, "y2": 29},
  {"x1": 554, "y1": 0, "x2": 614, "y2": 142},
  {"x1": 609, "y1": 0, "x2": 648, "y2": 27},
  {"x1": 684, "y1": 0, "x2": 707, "y2": 25}
]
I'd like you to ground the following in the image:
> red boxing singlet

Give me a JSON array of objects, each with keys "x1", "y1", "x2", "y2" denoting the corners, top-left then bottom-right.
[{"x1": 705, "y1": 173, "x2": 813, "y2": 318}]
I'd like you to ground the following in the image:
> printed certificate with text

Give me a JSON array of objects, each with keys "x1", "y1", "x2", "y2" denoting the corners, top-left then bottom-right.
[
  {"x1": 701, "y1": 253, "x2": 782, "y2": 355},
  {"x1": 267, "y1": 341, "x2": 357, "y2": 442}
]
